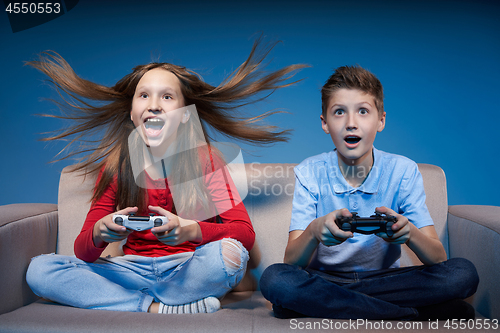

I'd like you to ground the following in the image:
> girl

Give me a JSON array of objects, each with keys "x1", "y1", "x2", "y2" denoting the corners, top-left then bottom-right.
[{"x1": 26, "y1": 38, "x2": 306, "y2": 314}]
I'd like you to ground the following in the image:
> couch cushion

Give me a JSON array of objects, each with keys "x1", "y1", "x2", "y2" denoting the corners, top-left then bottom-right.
[
  {"x1": 418, "y1": 164, "x2": 448, "y2": 251},
  {"x1": 57, "y1": 168, "x2": 124, "y2": 257},
  {"x1": 0, "y1": 293, "x2": 269, "y2": 333},
  {"x1": 57, "y1": 168, "x2": 95, "y2": 256},
  {"x1": 0, "y1": 204, "x2": 58, "y2": 315},
  {"x1": 448, "y1": 205, "x2": 500, "y2": 319},
  {"x1": 0, "y1": 291, "x2": 483, "y2": 332},
  {"x1": 0, "y1": 203, "x2": 57, "y2": 228},
  {"x1": 399, "y1": 164, "x2": 448, "y2": 267},
  {"x1": 243, "y1": 163, "x2": 296, "y2": 285}
]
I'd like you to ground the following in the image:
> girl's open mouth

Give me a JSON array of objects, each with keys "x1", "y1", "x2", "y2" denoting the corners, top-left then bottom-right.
[{"x1": 144, "y1": 117, "x2": 165, "y2": 137}]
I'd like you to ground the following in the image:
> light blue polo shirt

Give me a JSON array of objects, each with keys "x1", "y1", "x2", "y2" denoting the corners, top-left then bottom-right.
[{"x1": 290, "y1": 147, "x2": 434, "y2": 272}]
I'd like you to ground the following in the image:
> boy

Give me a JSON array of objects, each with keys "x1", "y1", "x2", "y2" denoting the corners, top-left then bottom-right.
[{"x1": 260, "y1": 65, "x2": 479, "y2": 320}]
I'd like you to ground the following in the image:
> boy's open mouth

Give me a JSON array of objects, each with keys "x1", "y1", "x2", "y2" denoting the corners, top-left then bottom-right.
[
  {"x1": 144, "y1": 117, "x2": 165, "y2": 137},
  {"x1": 344, "y1": 135, "x2": 361, "y2": 145}
]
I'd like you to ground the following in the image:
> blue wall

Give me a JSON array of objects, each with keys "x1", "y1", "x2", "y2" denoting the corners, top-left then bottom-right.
[{"x1": 1, "y1": 0, "x2": 499, "y2": 207}]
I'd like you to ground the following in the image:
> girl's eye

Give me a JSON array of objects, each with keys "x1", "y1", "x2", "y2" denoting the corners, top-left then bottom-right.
[
  {"x1": 163, "y1": 95, "x2": 172, "y2": 100},
  {"x1": 334, "y1": 109, "x2": 345, "y2": 116},
  {"x1": 140, "y1": 93, "x2": 148, "y2": 98}
]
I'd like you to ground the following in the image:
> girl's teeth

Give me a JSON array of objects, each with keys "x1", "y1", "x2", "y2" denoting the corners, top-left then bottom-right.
[{"x1": 144, "y1": 118, "x2": 165, "y2": 136}]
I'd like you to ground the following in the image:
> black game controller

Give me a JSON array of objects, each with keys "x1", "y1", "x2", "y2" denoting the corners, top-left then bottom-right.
[
  {"x1": 336, "y1": 212, "x2": 397, "y2": 237},
  {"x1": 113, "y1": 213, "x2": 168, "y2": 231}
]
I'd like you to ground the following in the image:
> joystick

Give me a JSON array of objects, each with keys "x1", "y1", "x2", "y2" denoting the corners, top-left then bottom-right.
[
  {"x1": 336, "y1": 212, "x2": 396, "y2": 237},
  {"x1": 113, "y1": 213, "x2": 168, "y2": 231}
]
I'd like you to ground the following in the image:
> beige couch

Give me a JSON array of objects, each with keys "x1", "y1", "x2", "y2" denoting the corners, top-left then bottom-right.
[{"x1": 0, "y1": 163, "x2": 499, "y2": 332}]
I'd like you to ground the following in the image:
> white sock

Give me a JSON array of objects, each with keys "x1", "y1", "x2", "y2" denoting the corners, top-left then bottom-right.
[{"x1": 158, "y1": 297, "x2": 221, "y2": 314}]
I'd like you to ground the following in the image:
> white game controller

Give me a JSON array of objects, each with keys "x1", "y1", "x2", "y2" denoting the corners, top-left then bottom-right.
[{"x1": 113, "y1": 213, "x2": 168, "y2": 231}]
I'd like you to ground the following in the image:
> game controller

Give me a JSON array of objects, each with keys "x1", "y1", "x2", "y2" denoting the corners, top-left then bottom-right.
[
  {"x1": 336, "y1": 212, "x2": 397, "y2": 237},
  {"x1": 113, "y1": 213, "x2": 168, "y2": 231}
]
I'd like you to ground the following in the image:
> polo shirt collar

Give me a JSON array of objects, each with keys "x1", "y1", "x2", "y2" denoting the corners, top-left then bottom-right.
[{"x1": 329, "y1": 147, "x2": 381, "y2": 194}]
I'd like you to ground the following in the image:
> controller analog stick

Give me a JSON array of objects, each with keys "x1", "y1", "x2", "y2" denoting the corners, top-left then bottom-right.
[
  {"x1": 114, "y1": 216, "x2": 123, "y2": 225},
  {"x1": 154, "y1": 218, "x2": 163, "y2": 227}
]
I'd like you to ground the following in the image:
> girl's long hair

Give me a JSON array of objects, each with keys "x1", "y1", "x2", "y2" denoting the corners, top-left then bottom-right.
[{"x1": 28, "y1": 37, "x2": 307, "y2": 213}]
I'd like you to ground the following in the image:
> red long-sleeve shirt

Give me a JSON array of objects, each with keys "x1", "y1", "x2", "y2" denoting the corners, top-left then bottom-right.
[{"x1": 74, "y1": 151, "x2": 254, "y2": 263}]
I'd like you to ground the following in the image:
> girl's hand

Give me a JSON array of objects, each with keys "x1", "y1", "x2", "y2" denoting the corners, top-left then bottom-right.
[
  {"x1": 375, "y1": 206, "x2": 411, "y2": 244},
  {"x1": 92, "y1": 207, "x2": 137, "y2": 247},
  {"x1": 311, "y1": 208, "x2": 353, "y2": 246},
  {"x1": 149, "y1": 205, "x2": 202, "y2": 246}
]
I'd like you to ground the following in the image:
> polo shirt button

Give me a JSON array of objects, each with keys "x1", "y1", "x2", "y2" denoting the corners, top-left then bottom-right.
[{"x1": 353, "y1": 202, "x2": 358, "y2": 209}]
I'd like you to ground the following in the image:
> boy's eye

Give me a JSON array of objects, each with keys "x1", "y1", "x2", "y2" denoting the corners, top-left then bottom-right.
[
  {"x1": 334, "y1": 109, "x2": 345, "y2": 116},
  {"x1": 359, "y1": 108, "x2": 368, "y2": 115}
]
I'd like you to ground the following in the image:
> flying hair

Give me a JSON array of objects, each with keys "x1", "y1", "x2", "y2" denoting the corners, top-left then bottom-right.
[{"x1": 27, "y1": 36, "x2": 308, "y2": 212}]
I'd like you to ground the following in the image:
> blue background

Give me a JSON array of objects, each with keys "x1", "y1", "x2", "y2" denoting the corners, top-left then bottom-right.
[{"x1": 1, "y1": 0, "x2": 499, "y2": 207}]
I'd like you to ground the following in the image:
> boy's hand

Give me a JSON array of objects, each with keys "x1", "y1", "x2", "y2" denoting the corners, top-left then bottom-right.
[
  {"x1": 149, "y1": 205, "x2": 202, "y2": 246},
  {"x1": 375, "y1": 206, "x2": 410, "y2": 244},
  {"x1": 311, "y1": 208, "x2": 353, "y2": 246},
  {"x1": 93, "y1": 206, "x2": 137, "y2": 247}
]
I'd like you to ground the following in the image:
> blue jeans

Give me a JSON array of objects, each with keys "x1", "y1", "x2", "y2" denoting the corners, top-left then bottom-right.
[
  {"x1": 27, "y1": 239, "x2": 248, "y2": 312},
  {"x1": 260, "y1": 258, "x2": 479, "y2": 320}
]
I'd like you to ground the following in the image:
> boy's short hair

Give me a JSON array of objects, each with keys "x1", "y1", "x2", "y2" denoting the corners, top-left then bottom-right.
[{"x1": 321, "y1": 65, "x2": 384, "y2": 118}]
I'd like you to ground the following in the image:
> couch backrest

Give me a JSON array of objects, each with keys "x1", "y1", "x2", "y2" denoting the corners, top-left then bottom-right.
[{"x1": 57, "y1": 162, "x2": 448, "y2": 288}]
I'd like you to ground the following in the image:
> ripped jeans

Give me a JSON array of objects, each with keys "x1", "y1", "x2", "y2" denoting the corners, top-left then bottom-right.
[{"x1": 26, "y1": 238, "x2": 248, "y2": 312}]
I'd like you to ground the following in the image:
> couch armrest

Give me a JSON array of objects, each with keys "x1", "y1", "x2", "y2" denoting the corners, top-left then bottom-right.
[
  {"x1": 448, "y1": 205, "x2": 500, "y2": 319},
  {"x1": 0, "y1": 204, "x2": 58, "y2": 315}
]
